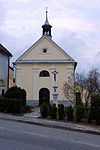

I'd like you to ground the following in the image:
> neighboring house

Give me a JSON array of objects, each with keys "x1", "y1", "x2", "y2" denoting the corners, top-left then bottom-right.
[
  {"x1": 14, "y1": 11, "x2": 77, "y2": 106},
  {"x1": 0, "y1": 44, "x2": 12, "y2": 97},
  {"x1": 9, "y1": 66, "x2": 14, "y2": 88},
  {"x1": 75, "y1": 82, "x2": 89, "y2": 105}
]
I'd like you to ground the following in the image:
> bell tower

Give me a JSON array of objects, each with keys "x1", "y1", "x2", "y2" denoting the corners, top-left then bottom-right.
[{"x1": 42, "y1": 9, "x2": 52, "y2": 37}]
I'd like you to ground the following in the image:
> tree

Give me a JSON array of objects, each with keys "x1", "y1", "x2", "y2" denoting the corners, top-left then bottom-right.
[
  {"x1": 63, "y1": 68, "x2": 100, "y2": 106},
  {"x1": 85, "y1": 68, "x2": 100, "y2": 95},
  {"x1": 76, "y1": 68, "x2": 100, "y2": 106},
  {"x1": 75, "y1": 71, "x2": 89, "y2": 106},
  {"x1": 62, "y1": 77, "x2": 76, "y2": 106},
  {"x1": 63, "y1": 77, "x2": 84, "y2": 106}
]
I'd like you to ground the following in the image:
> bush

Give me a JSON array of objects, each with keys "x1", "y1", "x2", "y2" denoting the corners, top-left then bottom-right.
[
  {"x1": 0, "y1": 98, "x2": 6, "y2": 112},
  {"x1": 66, "y1": 105, "x2": 73, "y2": 121},
  {"x1": 48, "y1": 104, "x2": 52, "y2": 116},
  {"x1": 88, "y1": 106, "x2": 96, "y2": 123},
  {"x1": 50, "y1": 104, "x2": 57, "y2": 119},
  {"x1": 75, "y1": 105, "x2": 85, "y2": 122},
  {"x1": 83, "y1": 107, "x2": 89, "y2": 119},
  {"x1": 40, "y1": 103, "x2": 48, "y2": 118},
  {"x1": 5, "y1": 98, "x2": 15, "y2": 113},
  {"x1": 4, "y1": 86, "x2": 26, "y2": 106},
  {"x1": 96, "y1": 107, "x2": 100, "y2": 125},
  {"x1": 14, "y1": 99, "x2": 23, "y2": 113},
  {"x1": 0, "y1": 98, "x2": 23, "y2": 113},
  {"x1": 58, "y1": 104, "x2": 65, "y2": 120},
  {"x1": 91, "y1": 95, "x2": 100, "y2": 107}
]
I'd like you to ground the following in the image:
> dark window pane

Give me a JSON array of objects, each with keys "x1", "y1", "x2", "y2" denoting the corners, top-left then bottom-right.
[{"x1": 39, "y1": 70, "x2": 50, "y2": 77}]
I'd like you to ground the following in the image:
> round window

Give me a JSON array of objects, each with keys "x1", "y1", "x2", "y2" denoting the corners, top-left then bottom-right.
[{"x1": 43, "y1": 48, "x2": 47, "y2": 53}]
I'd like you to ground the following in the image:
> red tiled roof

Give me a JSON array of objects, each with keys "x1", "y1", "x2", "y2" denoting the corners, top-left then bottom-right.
[{"x1": 0, "y1": 44, "x2": 12, "y2": 57}]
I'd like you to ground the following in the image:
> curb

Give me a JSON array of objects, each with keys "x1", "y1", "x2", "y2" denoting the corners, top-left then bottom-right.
[{"x1": 0, "y1": 116, "x2": 100, "y2": 135}]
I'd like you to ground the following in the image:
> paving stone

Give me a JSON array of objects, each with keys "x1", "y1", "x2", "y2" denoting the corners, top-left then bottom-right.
[{"x1": 24, "y1": 107, "x2": 41, "y2": 118}]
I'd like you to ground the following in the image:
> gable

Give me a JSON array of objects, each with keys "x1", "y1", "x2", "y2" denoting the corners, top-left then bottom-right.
[
  {"x1": 0, "y1": 44, "x2": 12, "y2": 57},
  {"x1": 17, "y1": 36, "x2": 74, "y2": 61}
]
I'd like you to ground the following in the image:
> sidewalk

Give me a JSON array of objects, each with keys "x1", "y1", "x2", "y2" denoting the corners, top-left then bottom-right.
[{"x1": 0, "y1": 113, "x2": 100, "y2": 135}]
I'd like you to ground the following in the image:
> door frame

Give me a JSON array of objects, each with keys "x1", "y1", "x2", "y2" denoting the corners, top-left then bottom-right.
[{"x1": 39, "y1": 88, "x2": 50, "y2": 106}]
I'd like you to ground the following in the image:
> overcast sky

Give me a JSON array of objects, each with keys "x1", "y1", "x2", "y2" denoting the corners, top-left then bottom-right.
[{"x1": 0, "y1": 0, "x2": 100, "y2": 73}]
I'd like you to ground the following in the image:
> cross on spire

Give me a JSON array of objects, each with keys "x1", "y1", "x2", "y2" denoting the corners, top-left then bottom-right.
[{"x1": 46, "y1": 6, "x2": 48, "y2": 12}]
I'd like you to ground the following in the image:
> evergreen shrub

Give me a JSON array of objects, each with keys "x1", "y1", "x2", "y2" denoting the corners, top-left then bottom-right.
[
  {"x1": 89, "y1": 95, "x2": 100, "y2": 124},
  {"x1": 58, "y1": 104, "x2": 65, "y2": 120},
  {"x1": 75, "y1": 105, "x2": 85, "y2": 122},
  {"x1": 91, "y1": 95, "x2": 100, "y2": 107},
  {"x1": 40, "y1": 103, "x2": 48, "y2": 118},
  {"x1": 48, "y1": 104, "x2": 52, "y2": 116},
  {"x1": 88, "y1": 106, "x2": 96, "y2": 123},
  {"x1": 66, "y1": 105, "x2": 73, "y2": 121},
  {"x1": 50, "y1": 104, "x2": 57, "y2": 119},
  {"x1": 96, "y1": 107, "x2": 100, "y2": 125}
]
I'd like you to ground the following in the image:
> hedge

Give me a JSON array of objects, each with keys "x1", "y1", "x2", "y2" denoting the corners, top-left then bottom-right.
[
  {"x1": 88, "y1": 106, "x2": 100, "y2": 125},
  {"x1": 0, "y1": 98, "x2": 23, "y2": 113},
  {"x1": 39, "y1": 101, "x2": 100, "y2": 125},
  {"x1": 89, "y1": 95, "x2": 100, "y2": 125},
  {"x1": 0, "y1": 98, "x2": 6, "y2": 112},
  {"x1": 4, "y1": 86, "x2": 26, "y2": 106}
]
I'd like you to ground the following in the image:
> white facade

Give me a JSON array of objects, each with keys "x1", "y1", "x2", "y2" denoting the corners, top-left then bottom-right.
[
  {"x1": 0, "y1": 44, "x2": 12, "y2": 96},
  {"x1": 14, "y1": 12, "x2": 77, "y2": 106},
  {"x1": 15, "y1": 36, "x2": 77, "y2": 106}
]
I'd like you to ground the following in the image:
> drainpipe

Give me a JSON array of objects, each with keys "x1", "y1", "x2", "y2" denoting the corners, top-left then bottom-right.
[{"x1": 8, "y1": 56, "x2": 12, "y2": 89}]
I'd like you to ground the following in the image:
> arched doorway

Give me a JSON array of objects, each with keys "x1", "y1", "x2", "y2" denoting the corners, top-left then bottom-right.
[{"x1": 39, "y1": 88, "x2": 50, "y2": 105}]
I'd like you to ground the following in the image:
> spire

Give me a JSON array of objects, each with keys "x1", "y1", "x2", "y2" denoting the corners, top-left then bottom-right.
[
  {"x1": 42, "y1": 8, "x2": 52, "y2": 37},
  {"x1": 45, "y1": 10, "x2": 49, "y2": 25}
]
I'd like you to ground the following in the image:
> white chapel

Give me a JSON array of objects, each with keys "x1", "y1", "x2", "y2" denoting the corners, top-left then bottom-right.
[{"x1": 14, "y1": 11, "x2": 77, "y2": 106}]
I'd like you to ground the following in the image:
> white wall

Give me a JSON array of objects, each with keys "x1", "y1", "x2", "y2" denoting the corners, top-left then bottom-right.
[{"x1": 0, "y1": 52, "x2": 9, "y2": 95}]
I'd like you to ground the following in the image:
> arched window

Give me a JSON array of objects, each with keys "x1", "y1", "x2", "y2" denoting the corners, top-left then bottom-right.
[{"x1": 39, "y1": 70, "x2": 50, "y2": 77}]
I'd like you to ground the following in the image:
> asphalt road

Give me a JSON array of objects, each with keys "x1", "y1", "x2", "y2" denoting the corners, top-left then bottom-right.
[{"x1": 0, "y1": 119, "x2": 100, "y2": 150}]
